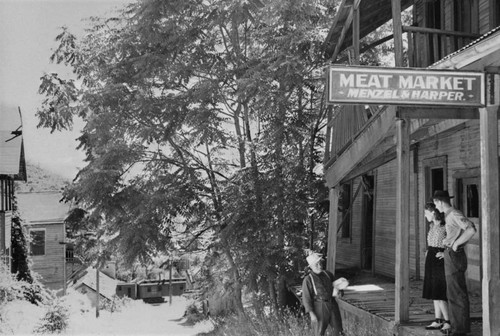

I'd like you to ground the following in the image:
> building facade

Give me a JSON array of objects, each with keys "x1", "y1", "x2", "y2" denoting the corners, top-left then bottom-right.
[{"x1": 323, "y1": 0, "x2": 500, "y2": 332}]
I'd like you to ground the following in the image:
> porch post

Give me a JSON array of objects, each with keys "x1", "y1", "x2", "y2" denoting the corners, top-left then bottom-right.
[
  {"x1": 327, "y1": 187, "x2": 340, "y2": 275},
  {"x1": 395, "y1": 117, "x2": 410, "y2": 323},
  {"x1": 479, "y1": 103, "x2": 500, "y2": 336},
  {"x1": 392, "y1": 0, "x2": 409, "y2": 324}
]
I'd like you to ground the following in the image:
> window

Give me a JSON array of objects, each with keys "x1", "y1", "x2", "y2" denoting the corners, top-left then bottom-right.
[
  {"x1": 29, "y1": 229, "x2": 45, "y2": 256},
  {"x1": 454, "y1": 0, "x2": 479, "y2": 34},
  {"x1": 491, "y1": 0, "x2": 500, "y2": 28},
  {"x1": 423, "y1": 0, "x2": 444, "y2": 63},
  {"x1": 456, "y1": 177, "x2": 480, "y2": 218},
  {"x1": 425, "y1": 0, "x2": 442, "y2": 29}
]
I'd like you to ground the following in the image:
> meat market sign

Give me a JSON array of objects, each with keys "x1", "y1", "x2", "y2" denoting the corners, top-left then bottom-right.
[{"x1": 326, "y1": 66, "x2": 485, "y2": 107}]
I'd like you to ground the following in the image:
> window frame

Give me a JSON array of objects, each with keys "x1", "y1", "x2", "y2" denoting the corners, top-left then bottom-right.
[
  {"x1": 29, "y1": 228, "x2": 46, "y2": 256},
  {"x1": 452, "y1": 168, "x2": 481, "y2": 218}
]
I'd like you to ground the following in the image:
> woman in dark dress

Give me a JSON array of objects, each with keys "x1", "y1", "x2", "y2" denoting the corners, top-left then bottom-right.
[{"x1": 423, "y1": 202, "x2": 450, "y2": 332}]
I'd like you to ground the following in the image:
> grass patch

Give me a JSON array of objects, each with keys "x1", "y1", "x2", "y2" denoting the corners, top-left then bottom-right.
[{"x1": 197, "y1": 309, "x2": 394, "y2": 336}]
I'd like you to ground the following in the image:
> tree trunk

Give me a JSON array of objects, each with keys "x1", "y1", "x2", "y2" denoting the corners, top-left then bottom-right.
[
  {"x1": 268, "y1": 276, "x2": 278, "y2": 314},
  {"x1": 222, "y1": 243, "x2": 245, "y2": 315}
]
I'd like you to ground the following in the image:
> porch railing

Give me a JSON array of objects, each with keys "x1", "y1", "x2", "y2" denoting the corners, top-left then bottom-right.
[{"x1": 404, "y1": 26, "x2": 480, "y2": 68}]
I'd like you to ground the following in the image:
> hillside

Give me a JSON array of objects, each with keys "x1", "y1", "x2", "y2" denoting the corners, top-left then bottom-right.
[{"x1": 15, "y1": 162, "x2": 70, "y2": 193}]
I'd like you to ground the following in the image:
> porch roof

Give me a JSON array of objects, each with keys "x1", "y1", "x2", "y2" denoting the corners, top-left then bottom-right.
[
  {"x1": 325, "y1": 28, "x2": 500, "y2": 187},
  {"x1": 323, "y1": 0, "x2": 413, "y2": 61}
]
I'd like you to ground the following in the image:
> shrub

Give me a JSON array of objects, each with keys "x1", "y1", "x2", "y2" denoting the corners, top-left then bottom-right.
[
  {"x1": 184, "y1": 301, "x2": 207, "y2": 325},
  {"x1": 0, "y1": 264, "x2": 44, "y2": 305},
  {"x1": 100, "y1": 294, "x2": 132, "y2": 313},
  {"x1": 33, "y1": 300, "x2": 69, "y2": 334}
]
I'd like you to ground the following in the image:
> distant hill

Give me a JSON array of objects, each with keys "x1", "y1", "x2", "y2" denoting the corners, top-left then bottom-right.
[{"x1": 15, "y1": 162, "x2": 70, "y2": 193}]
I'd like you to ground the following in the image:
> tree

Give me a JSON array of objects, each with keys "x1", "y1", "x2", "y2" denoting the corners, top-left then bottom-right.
[
  {"x1": 10, "y1": 197, "x2": 33, "y2": 283},
  {"x1": 37, "y1": 0, "x2": 334, "y2": 314}
]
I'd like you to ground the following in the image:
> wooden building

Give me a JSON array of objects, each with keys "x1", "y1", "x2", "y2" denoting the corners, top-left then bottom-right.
[
  {"x1": 0, "y1": 106, "x2": 26, "y2": 271},
  {"x1": 69, "y1": 267, "x2": 118, "y2": 307},
  {"x1": 17, "y1": 191, "x2": 71, "y2": 292},
  {"x1": 116, "y1": 274, "x2": 188, "y2": 302},
  {"x1": 323, "y1": 0, "x2": 500, "y2": 334}
]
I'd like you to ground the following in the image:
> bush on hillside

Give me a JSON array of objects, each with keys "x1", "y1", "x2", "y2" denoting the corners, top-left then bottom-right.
[
  {"x1": 183, "y1": 301, "x2": 207, "y2": 325},
  {"x1": 33, "y1": 299, "x2": 69, "y2": 334},
  {"x1": 101, "y1": 294, "x2": 132, "y2": 313},
  {"x1": 0, "y1": 264, "x2": 44, "y2": 305}
]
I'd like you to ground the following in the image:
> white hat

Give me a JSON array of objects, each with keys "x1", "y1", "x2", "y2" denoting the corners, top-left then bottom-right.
[{"x1": 306, "y1": 252, "x2": 323, "y2": 266}]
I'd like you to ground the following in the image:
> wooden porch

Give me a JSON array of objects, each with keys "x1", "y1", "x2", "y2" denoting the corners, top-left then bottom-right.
[{"x1": 336, "y1": 269, "x2": 482, "y2": 336}]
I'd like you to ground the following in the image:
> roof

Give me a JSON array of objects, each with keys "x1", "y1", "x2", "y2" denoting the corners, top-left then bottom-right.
[
  {"x1": 16, "y1": 191, "x2": 71, "y2": 224},
  {"x1": 431, "y1": 25, "x2": 500, "y2": 70},
  {"x1": 323, "y1": 0, "x2": 413, "y2": 60},
  {"x1": 0, "y1": 106, "x2": 26, "y2": 180},
  {"x1": 70, "y1": 267, "x2": 119, "y2": 300}
]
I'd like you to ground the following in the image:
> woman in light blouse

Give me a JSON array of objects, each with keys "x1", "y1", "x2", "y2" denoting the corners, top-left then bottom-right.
[{"x1": 422, "y1": 202, "x2": 450, "y2": 332}]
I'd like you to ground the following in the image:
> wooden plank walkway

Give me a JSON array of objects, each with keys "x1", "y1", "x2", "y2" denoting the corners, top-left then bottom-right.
[{"x1": 335, "y1": 270, "x2": 482, "y2": 336}]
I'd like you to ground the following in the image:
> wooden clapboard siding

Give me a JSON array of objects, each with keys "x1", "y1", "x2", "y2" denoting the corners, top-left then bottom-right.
[
  {"x1": 374, "y1": 160, "x2": 397, "y2": 278},
  {"x1": 408, "y1": 154, "x2": 418, "y2": 277},
  {"x1": 369, "y1": 156, "x2": 417, "y2": 279},
  {"x1": 416, "y1": 119, "x2": 482, "y2": 292},
  {"x1": 29, "y1": 222, "x2": 65, "y2": 290}
]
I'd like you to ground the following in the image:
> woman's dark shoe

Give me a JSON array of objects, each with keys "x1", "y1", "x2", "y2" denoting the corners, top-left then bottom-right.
[
  {"x1": 426, "y1": 318, "x2": 443, "y2": 330},
  {"x1": 440, "y1": 320, "x2": 451, "y2": 333}
]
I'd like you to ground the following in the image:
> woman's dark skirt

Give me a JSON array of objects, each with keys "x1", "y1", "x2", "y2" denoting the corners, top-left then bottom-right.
[{"x1": 422, "y1": 246, "x2": 447, "y2": 300}]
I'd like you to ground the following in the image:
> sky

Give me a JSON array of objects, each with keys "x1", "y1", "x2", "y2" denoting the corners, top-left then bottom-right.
[{"x1": 0, "y1": 0, "x2": 131, "y2": 179}]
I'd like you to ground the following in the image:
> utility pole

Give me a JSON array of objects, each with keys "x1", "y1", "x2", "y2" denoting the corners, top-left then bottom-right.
[
  {"x1": 169, "y1": 258, "x2": 173, "y2": 305},
  {"x1": 96, "y1": 236, "x2": 100, "y2": 318},
  {"x1": 83, "y1": 231, "x2": 100, "y2": 318},
  {"x1": 96, "y1": 263, "x2": 100, "y2": 318}
]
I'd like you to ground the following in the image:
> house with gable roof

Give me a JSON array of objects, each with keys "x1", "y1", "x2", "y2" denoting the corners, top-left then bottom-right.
[
  {"x1": 16, "y1": 191, "x2": 72, "y2": 292},
  {"x1": 1, "y1": 106, "x2": 26, "y2": 272}
]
